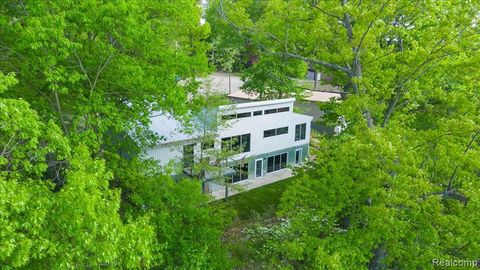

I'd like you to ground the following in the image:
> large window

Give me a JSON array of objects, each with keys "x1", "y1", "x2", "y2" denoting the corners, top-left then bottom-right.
[
  {"x1": 264, "y1": 127, "x2": 289, "y2": 138},
  {"x1": 221, "y1": 133, "x2": 251, "y2": 152},
  {"x1": 230, "y1": 163, "x2": 249, "y2": 183},
  {"x1": 295, "y1": 123, "x2": 307, "y2": 141},
  {"x1": 267, "y1": 153, "x2": 287, "y2": 173},
  {"x1": 201, "y1": 139, "x2": 214, "y2": 150}
]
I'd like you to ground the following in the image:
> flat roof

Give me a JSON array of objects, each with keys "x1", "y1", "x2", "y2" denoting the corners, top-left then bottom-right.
[
  {"x1": 150, "y1": 99, "x2": 311, "y2": 145},
  {"x1": 219, "y1": 98, "x2": 295, "y2": 111}
]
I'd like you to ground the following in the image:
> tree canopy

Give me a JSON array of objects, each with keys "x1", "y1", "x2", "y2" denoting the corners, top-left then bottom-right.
[
  {"x1": 1, "y1": 1, "x2": 231, "y2": 269},
  {"x1": 208, "y1": 0, "x2": 480, "y2": 268},
  {"x1": 2, "y1": 0, "x2": 480, "y2": 269}
]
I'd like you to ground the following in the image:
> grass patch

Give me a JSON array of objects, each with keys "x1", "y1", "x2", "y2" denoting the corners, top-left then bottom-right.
[{"x1": 224, "y1": 177, "x2": 295, "y2": 220}]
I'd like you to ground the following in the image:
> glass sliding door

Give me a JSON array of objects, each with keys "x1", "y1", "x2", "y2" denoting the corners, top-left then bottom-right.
[
  {"x1": 274, "y1": 155, "x2": 281, "y2": 171},
  {"x1": 267, "y1": 156, "x2": 274, "y2": 173},
  {"x1": 280, "y1": 153, "x2": 287, "y2": 168},
  {"x1": 230, "y1": 163, "x2": 249, "y2": 183},
  {"x1": 255, "y1": 159, "x2": 263, "y2": 178},
  {"x1": 266, "y1": 152, "x2": 288, "y2": 173}
]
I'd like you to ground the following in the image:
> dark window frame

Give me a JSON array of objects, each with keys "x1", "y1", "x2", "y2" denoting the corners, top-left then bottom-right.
[
  {"x1": 263, "y1": 129, "x2": 276, "y2": 138},
  {"x1": 295, "y1": 123, "x2": 307, "y2": 141},
  {"x1": 221, "y1": 114, "x2": 236, "y2": 120},
  {"x1": 230, "y1": 162, "x2": 249, "y2": 183},
  {"x1": 201, "y1": 139, "x2": 214, "y2": 150},
  {"x1": 264, "y1": 108, "x2": 277, "y2": 114},
  {"x1": 267, "y1": 153, "x2": 288, "y2": 173},
  {"x1": 221, "y1": 133, "x2": 251, "y2": 153},
  {"x1": 236, "y1": 112, "x2": 251, "y2": 118},
  {"x1": 277, "y1": 127, "x2": 288, "y2": 135},
  {"x1": 264, "y1": 126, "x2": 289, "y2": 138}
]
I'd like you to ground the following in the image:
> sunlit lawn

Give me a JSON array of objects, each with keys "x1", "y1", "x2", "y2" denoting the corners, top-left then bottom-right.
[{"x1": 224, "y1": 176, "x2": 296, "y2": 220}]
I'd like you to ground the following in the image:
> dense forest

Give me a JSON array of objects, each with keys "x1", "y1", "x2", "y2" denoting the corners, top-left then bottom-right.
[{"x1": 1, "y1": 0, "x2": 479, "y2": 269}]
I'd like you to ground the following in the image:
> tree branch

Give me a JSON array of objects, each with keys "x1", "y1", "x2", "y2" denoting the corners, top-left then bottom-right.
[
  {"x1": 217, "y1": 0, "x2": 349, "y2": 74},
  {"x1": 90, "y1": 54, "x2": 113, "y2": 96},
  {"x1": 267, "y1": 51, "x2": 351, "y2": 73},
  {"x1": 446, "y1": 129, "x2": 480, "y2": 191},
  {"x1": 54, "y1": 90, "x2": 69, "y2": 135},
  {"x1": 311, "y1": 5, "x2": 342, "y2": 20}
]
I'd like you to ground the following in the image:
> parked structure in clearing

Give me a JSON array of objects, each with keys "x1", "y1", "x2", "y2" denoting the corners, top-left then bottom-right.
[{"x1": 144, "y1": 98, "x2": 313, "y2": 183}]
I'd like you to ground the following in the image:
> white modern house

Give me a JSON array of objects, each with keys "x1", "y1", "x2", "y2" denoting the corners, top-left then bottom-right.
[{"x1": 144, "y1": 98, "x2": 313, "y2": 184}]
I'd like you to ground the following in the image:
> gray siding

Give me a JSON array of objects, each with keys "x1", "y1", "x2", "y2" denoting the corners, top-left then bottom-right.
[{"x1": 246, "y1": 143, "x2": 309, "y2": 179}]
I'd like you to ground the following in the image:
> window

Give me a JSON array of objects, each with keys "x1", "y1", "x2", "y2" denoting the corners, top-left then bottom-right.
[
  {"x1": 221, "y1": 114, "x2": 236, "y2": 120},
  {"x1": 295, "y1": 123, "x2": 307, "y2": 141},
  {"x1": 263, "y1": 129, "x2": 276, "y2": 138},
  {"x1": 264, "y1": 108, "x2": 277, "y2": 114},
  {"x1": 222, "y1": 112, "x2": 252, "y2": 120},
  {"x1": 267, "y1": 156, "x2": 274, "y2": 173},
  {"x1": 264, "y1": 127, "x2": 289, "y2": 138},
  {"x1": 253, "y1": 110, "x2": 263, "y2": 116},
  {"x1": 201, "y1": 139, "x2": 214, "y2": 150},
  {"x1": 281, "y1": 153, "x2": 287, "y2": 168},
  {"x1": 221, "y1": 133, "x2": 251, "y2": 153},
  {"x1": 264, "y1": 107, "x2": 289, "y2": 115},
  {"x1": 221, "y1": 137, "x2": 231, "y2": 150},
  {"x1": 241, "y1": 134, "x2": 251, "y2": 152},
  {"x1": 267, "y1": 153, "x2": 288, "y2": 173},
  {"x1": 232, "y1": 136, "x2": 241, "y2": 150},
  {"x1": 237, "y1": 112, "x2": 251, "y2": 118},
  {"x1": 277, "y1": 127, "x2": 288, "y2": 135},
  {"x1": 230, "y1": 163, "x2": 248, "y2": 183}
]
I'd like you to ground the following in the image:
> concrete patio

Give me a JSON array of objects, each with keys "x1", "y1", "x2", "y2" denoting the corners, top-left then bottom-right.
[{"x1": 207, "y1": 168, "x2": 294, "y2": 200}]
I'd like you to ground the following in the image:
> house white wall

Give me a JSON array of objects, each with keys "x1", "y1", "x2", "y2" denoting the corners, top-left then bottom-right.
[
  {"x1": 144, "y1": 98, "x2": 313, "y2": 176},
  {"x1": 144, "y1": 142, "x2": 184, "y2": 167},
  {"x1": 218, "y1": 112, "x2": 311, "y2": 160}
]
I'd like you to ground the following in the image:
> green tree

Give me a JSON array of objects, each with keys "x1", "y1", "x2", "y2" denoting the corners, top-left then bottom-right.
[
  {"x1": 116, "y1": 158, "x2": 233, "y2": 269},
  {"x1": 210, "y1": 1, "x2": 480, "y2": 268},
  {"x1": 241, "y1": 55, "x2": 306, "y2": 100},
  {"x1": 209, "y1": 0, "x2": 479, "y2": 127},
  {"x1": 0, "y1": 0, "x2": 209, "y2": 151},
  {"x1": 0, "y1": 73, "x2": 155, "y2": 269},
  {"x1": 184, "y1": 88, "x2": 250, "y2": 201},
  {"x1": 1, "y1": 1, "x2": 232, "y2": 268}
]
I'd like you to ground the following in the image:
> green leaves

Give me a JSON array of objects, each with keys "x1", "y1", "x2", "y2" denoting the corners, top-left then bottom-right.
[
  {"x1": 0, "y1": 0, "x2": 209, "y2": 151},
  {"x1": 272, "y1": 124, "x2": 480, "y2": 269},
  {"x1": 0, "y1": 75, "x2": 155, "y2": 267},
  {"x1": 241, "y1": 56, "x2": 306, "y2": 99}
]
